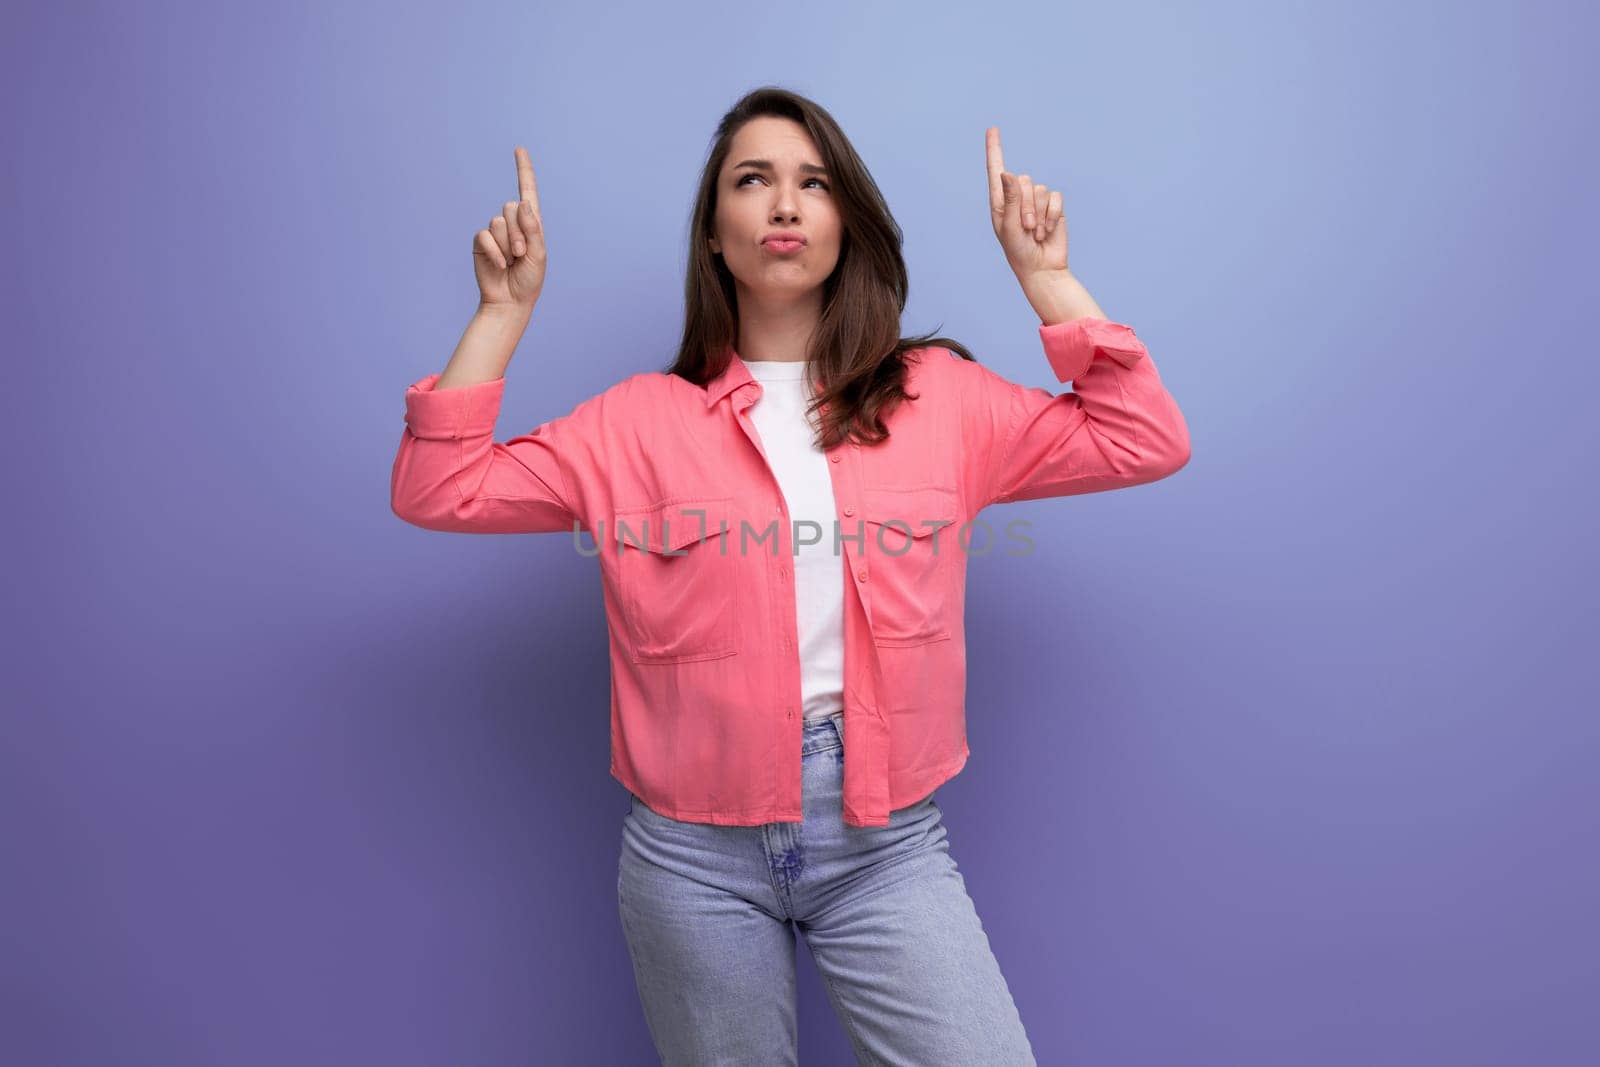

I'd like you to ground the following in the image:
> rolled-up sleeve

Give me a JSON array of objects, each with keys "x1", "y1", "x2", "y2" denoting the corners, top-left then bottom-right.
[
  {"x1": 955, "y1": 317, "x2": 1191, "y2": 511},
  {"x1": 390, "y1": 372, "x2": 604, "y2": 535}
]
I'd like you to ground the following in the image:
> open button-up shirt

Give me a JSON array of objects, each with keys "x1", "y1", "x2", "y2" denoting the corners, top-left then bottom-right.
[{"x1": 391, "y1": 316, "x2": 1191, "y2": 826}]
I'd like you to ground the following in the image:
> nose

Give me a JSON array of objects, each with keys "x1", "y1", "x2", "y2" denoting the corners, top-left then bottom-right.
[{"x1": 771, "y1": 189, "x2": 799, "y2": 223}]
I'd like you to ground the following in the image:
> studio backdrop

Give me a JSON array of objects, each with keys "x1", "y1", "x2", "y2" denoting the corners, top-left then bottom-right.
[{"x1": 4, "y1": 1, "x2": 1594, "y2": 1064}]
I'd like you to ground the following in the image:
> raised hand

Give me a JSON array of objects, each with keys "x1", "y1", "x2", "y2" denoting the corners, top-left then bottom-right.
[
  {"x1": 473, "y1": 145, "x2": 548, "y2": 312},
  {"x1": 986, "y1": 126, "x2": 1068, "y2": 279}
]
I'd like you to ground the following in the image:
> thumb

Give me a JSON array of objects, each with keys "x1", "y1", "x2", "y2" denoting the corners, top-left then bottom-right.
[
  {"x1": 997, "y1": 172, "x2": 1020, "y2": 232},
  {"x1": 1001, "y1": 171, "x2": 1019, "y2": 205}
]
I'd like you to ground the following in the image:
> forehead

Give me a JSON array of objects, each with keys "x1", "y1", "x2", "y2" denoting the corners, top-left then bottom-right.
[{"x1": 724, "y1": 116, "x2": 822, "y2": 167}]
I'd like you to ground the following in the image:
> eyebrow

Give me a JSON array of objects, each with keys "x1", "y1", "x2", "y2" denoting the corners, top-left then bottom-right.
[{"x1": 731, "y1": 158, "x2": 830, "y2": 176}]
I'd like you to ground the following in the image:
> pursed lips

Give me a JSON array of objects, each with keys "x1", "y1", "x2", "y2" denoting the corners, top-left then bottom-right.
[{"x1": 762, "y1": 233, "x2": 807, "y2": 253}]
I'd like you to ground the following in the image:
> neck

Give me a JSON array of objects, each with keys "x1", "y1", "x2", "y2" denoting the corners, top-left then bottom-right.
[{"x1": 732, "y1": 288, "x2": 822, "y2": 363}]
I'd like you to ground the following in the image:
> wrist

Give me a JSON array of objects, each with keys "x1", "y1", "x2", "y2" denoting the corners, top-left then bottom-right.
[
  {"x1": 476, "y1": 300, "x2": 535, "y2": 325},
  {"x1": 1019, "y1": 268, "x2": 1101, "y2": 325}
]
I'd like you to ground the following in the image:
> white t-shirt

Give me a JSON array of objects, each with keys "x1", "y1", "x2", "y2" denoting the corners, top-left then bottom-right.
[{"x1": 737, "y1": 356, "x2": 845, "y2": 725}]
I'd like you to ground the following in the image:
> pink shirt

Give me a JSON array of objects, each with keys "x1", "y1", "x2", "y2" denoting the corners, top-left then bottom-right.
[{"x1": 391, "y1": 316, "x2": 1191, "y2": 826}]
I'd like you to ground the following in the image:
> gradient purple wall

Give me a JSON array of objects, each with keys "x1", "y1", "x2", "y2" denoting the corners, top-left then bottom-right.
[{"x1": 5, "y1": 1, "x2": 1596, "y2": 1063}]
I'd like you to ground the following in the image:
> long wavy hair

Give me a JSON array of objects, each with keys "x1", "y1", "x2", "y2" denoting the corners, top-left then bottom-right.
[{"x1": 666, "y1": 85, "x2": 977, "y2": 450}]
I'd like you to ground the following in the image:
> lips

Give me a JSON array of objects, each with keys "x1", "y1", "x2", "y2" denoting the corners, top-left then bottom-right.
[{"x1": 762, "y1": 232, "x2": 807, "y2": 255}]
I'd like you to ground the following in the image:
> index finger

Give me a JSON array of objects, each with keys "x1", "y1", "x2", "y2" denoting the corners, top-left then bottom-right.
[
  {"x1": 514, "y1": 145, "x2": 541, "y2": 215},
  {"x1": 985, "y1": 127, "x2": 1005, "y2": 213}
]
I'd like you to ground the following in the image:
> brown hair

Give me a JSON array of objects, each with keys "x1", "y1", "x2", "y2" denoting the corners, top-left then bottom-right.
[{"x1": 665, "y1": 85, "x2": 977, "y2": 450}]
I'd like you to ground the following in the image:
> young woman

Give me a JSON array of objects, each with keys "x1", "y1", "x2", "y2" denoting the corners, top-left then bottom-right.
[{"x1": 392, "y1": 86, "x2": 1190, "y2": 1065}]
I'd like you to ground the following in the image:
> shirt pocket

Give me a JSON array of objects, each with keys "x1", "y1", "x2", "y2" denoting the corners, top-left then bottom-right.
[
  {"x1": 614, "y1": 497, "x2": 740, "y2": 664},
  {"x1": 859, "y1": 485, "x2": 960, "y2": 647}
]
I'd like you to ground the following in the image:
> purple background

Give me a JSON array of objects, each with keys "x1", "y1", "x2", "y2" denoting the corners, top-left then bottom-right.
[{"x1": 6, "y1": 1, "x2": 1596, "y2": 1063}]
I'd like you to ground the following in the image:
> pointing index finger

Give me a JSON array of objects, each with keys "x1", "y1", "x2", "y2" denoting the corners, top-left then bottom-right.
[
  {"x1": 514, "y1": 145, "x2": 540, "y2": 215},
  {"x1": 985, "y1": 127, "x2": 1005, "y2": 213}
]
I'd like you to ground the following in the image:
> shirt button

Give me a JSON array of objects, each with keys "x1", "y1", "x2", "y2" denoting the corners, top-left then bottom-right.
[
  {"x1": 830, "y1": 454, "x2": 841, "y2": 463},
  {"x1": 857, "y1": 568, "x2": 868, "y2": 581},
  {"x1": 843, "y1": 505, "x2": 855, "y2": 516}
]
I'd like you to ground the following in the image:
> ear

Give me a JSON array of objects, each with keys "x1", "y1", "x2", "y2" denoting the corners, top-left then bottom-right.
[{"x1": 708, "y1": 235, "x2": 721, "y2": 255}]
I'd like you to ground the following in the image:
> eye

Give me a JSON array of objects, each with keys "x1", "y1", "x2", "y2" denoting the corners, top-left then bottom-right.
[{"x1": 736, "y1": 174, "x2": 830, "y2": 190}]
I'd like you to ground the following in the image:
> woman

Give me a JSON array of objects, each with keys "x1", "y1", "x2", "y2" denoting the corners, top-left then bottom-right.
[{"x1": 392, "y1": 86, "x2": 1190, "y2": 1065}]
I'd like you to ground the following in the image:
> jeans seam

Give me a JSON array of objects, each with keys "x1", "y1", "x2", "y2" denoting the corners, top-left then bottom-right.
[
  {"x1": 618, "y1": 863, "x2": 677, "y2": 1060},
  {"x1": 805, "y1": 836, "x2": 947, "y2": 1067},
  {"x1": 814, "y1": 956, "x2": 881, "y2": 1066}
]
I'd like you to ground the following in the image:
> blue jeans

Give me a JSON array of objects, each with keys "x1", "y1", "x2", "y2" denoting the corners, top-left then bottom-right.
[{"x1": 617, "y1": 710, "x2": 1037, "y2": 1065}]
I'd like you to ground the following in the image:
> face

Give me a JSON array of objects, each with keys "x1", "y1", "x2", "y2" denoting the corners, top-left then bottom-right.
[{"x1": 708, "y1": 116, "x2": 843, "y2": 307}]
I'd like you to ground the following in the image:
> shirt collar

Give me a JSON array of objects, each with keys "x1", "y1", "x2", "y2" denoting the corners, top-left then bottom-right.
[
  {"x1": 702, "y1": 346, "x2": 753, "y2": 408},
  {"x1": 702, "y1": 346, "x2": 826, "y2": 408}
]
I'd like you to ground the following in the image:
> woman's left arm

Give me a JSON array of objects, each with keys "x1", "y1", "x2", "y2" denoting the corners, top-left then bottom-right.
[
  {"x1": 951, "y1": 127, "x2": 1191, "y2": 510},
  {"x1": 984, "y1": 124, "x2": 1101, "y2": 326}
]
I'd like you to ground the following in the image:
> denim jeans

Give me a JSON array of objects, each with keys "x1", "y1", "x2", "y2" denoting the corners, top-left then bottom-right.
[{"x1": 617, "y1": 710, "x2": 1037, "y2": 1065}]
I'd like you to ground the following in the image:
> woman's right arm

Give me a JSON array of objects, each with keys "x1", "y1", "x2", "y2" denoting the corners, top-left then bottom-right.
[
  {"x1": 392, "y1": 306, "x2": 602, "y2": 535},
  {"x1": 390, "y1": 145, "x2": 598, "y2": 536}
]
